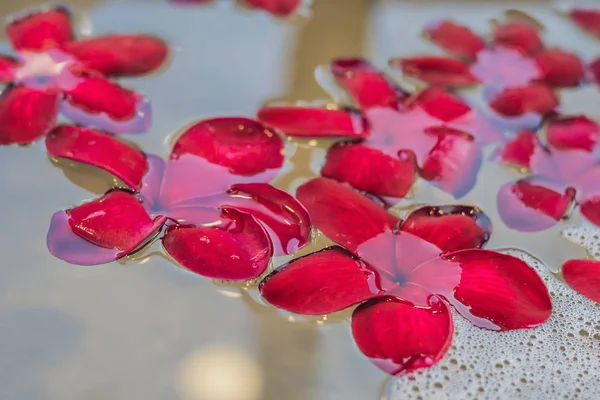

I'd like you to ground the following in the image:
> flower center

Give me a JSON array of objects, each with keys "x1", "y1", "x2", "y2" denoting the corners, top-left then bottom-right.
[
  {"x1": 14, "y1": 50, "x2": 73, "y2": 89},
  {"x1": 471, "y1": 46, "x2": 541, "y2": 89}
]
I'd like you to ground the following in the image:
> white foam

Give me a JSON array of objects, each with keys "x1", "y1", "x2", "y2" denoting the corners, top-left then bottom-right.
[{"x1": 562, "y1": 222, "x2": 600, "y2": 261}]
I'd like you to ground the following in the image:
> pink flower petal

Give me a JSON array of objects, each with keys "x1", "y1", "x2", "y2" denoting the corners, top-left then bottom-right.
[
  {"x1": 257, "y1": 106, "x2": 368, "y2": 138},
  {"x1": 351, "y1": 296, "x2": 454, "y2": 375},
  {"x1": 47, "y1": 191, "x2": 166, "y2": 265},
  {"x1": 546, "y1": 115, "x2": 600, "y2": 152},
  {"x1": 491, "y1": 22, "x2": 543, "y2": 54},
  {"x1": 489, "y1": 84, "x2": 558, "y2": 117},
  {"x1": 394, "y1": 56, "x2": 478, "y2": 87},
  {"x1": 244, "y1": 0, "x2": 301, "y2": 16},
  {"x1": 45, "y1": 125, "x2": 148, "y2": 191},
  {"x1": 330, "y1": 58, "x2": 404, "y2": 109},
  {"x1": 162, "y1": 208, "x2": 273, "y2": 280},
  {"x1": 296, "y1": 178, "x2": 400, "y2": 254},
  {"x1": 321, "y1": 142, "x2": 416, "y2": 199},
  {"x1": 400, "y1": 205, "x2": 491, "y2": 253},
  {"x1": 225, "y1": 183, "x2": 311, "y2": 255},
  {"x1": 6, "y1": 6, "x2": 73, "y2": 51},
  {"x1": 443, "y1": 249, "x2": 552, "y2": 330},
  {"x1": 424, "y1": 19, "x2": 485, "y2": 60},
  {"x1": 568, "y1": 8, "x2": 600, "y2": 37},
  {"x1": 562, "y1": 259, "x2": 600, "y2": 303},
  {"x1": 260, "y1": 246, "x2": 382, "y2": 314},
  {"x1": 63, "y1": 35, "x2": 168, "y2": 77},
  {"x1": 0, "y1": 85, "x2": 59, "y2": 145},
  {"x1": 140, "y1": 155, "x2": 166, "y2": 206},
  {"x1": 533, "y1": 49, "x2": 584, "y2": 87},
  {"x1": 0, "y1": 55, "x2": 18, "y2": 82}
]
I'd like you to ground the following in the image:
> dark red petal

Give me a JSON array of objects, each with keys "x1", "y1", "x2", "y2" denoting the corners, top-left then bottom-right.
[
  {"x1": 260, "y1": 247, "x2": 382, "y2": 314},
  {"x1": 444, "y1": 249, "x2": 552, "y2": 330},
  {"x1": 424, "y1": 19, "x2": 485, "y2": 60},
  {"x1": 394, "y1": 56, "x2": 478, "y2": 87},
  {"x1": 45, "y1": 125, "x2": 148, "y2": 191},
  {"x1": 0, "y1": 85, "x2": 59, "y2": 146},
  {"x1": 419, "y1": 127, "x2": 482, "y2": 198},
  {"x1": 546, "y1": 115, "x2": 600, "y2": 152},
  {"x1": 562, "y1": 259, "x2": 600, "y2": 303},
  {"x1": 321, "y1": 142, "x2": 416, "y2": 199},
  {"x1": 225, "y1": 183, "x2": 311, "y2": 255},
  {"x1": 6, "y1": 7, "x2": 72, "y2": 51},
  {"x1": 489, "y1": 84, "x2": 558, "y2": 117},
  {"x1": 579, "y1": 196, "x2": 600, "y2": 227},
  {"x1": 47, "y1": 191, "x2": 166, "y2": 265},
  {"x1": 257, "y1": 106, "x2": 368, "y2": 138},
  {"x1": 0, "y1": 55, "x2": 18, "y2": 82},
  {"x1": 63, "y1": 35, "x2": 168, "y2": 77},
  {"x1": 244, "y1": 0, "x2": 301, "y2": 16},
  {"x1": 491, "y1": 22, "x2": 543, "y2": 54},
  {"x1": 533, "y1": 50, "x2": 584, "y2": 87},
  {"x1": 498, "y1": 130, "x2": 538, "y2": 169},
  {"x1": 568, "y1": 8, "x2": 600, "y2": 37},
  {"x1": 401, "y1": 205, "x2": 491, "y2": 253},
  {"x1": 497, "y1": 178, "x2": 573, "y2": 232},
  {"x1": 296, "y1": 178, "x2": 400, "y2": 254},
  {"x1": 330, "y1": 58, "x2": 404, "y2": 109},
  {"x1": 162, "y1": 208, "x2": 272, "y2": 280},
  {"x1": 351, "y1": 296, "x2": 453, "y2": 375}
]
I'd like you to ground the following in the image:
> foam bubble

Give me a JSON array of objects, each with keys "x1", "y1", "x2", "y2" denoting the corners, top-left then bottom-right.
[{"x1": 561, "y1": 222, "x2": 600, "y2": 261}]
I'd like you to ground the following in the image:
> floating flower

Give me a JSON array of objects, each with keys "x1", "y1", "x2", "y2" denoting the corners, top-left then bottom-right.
[
  {"x1": 260, "y1": 177, "x2": 551, "y2": 375},
  {"x1": 258, "y1": 58, "x2": 500, "y2": 200},
  {"x1": 46, "y1": 119, "x2": 311, "y2": 279},
  {"x1": 169, "y1": 0, "x2": 303, "y2": 17},
  {"x1": 0, "y1": 6, "x2": 168, "y2": 145}
]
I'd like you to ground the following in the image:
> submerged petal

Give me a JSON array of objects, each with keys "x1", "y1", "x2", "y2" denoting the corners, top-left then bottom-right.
[
  {"x1": 562, "y1": 259, "x2": 600, "y2": 303},
  {"x1": 7, "y1": 6, "x2": 73, "y2": 51}
]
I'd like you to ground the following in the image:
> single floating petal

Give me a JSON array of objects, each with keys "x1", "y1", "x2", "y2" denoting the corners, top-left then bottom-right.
[{"x1": 562, "y1": 259, "x2": 600, "y2": 303}]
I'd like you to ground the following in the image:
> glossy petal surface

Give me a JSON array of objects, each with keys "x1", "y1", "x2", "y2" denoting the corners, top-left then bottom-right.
[
  {"x1": 533, "y1": 49, "x2": 584, "y2": 87},
  {"x1": 491, "y1": 22, "x2": 543, "y2": 53},
  {"x1": 489, "y1": 84, "x2": 558, "y2": 117},
  {"x1": 396, "y1": 56, "x2": 478, "y2": 87},
  {"x1": 562, "y1": 259, "x2": 600, "y2": 303},
  {"x1": 424, "y1": 20, "x2": 484, "y2": 59},
  {"x1": 7, "y1": 7, "x2": 72, "y2": 51},
  {"x1": 546, "y1": 115, "x2": 600, "y2": 152}
]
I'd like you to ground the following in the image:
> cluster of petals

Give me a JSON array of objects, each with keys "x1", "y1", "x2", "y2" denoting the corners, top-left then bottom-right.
[
  {"x1": 0, "y1": 6, "x2": 168, "y2": 145},
  {"x1": 169, "y1": 0, "x2": 302, "y2": 17},
  {"x1": 566, "y1": 6, "x2": 600, "y2": 84},
  {"x1": 259, "y1": 177, "x2": 552, "y2": 375},
  {"x1": 46, "y1": 119, "x2": 311, "y2": 280}
]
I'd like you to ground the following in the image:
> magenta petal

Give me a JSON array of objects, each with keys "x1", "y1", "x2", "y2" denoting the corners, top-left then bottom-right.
[
  {"x1": 579, "y1": 196, "x2": 600, "y2": 228},
  {"x1": 351, "y1": 296, "x2": 454, "y2": 375},
  {"x1": 257, "y1": 106, "x2": 368, "y2": 138},
  {"x1": 546, "y1": 115, "x2": 600, "y2": 152},
  {"x1": 244, "y1": 0, "x2": 301, "y2": 16},
  {"x1": 260, "y1": 247, "x2": 382, "y2": 314},
  {"x1": 424, "y1": 19, "x2": 485, "y2": 60},
  {"x1": 498, "y1": 130, "x2": 538, "y2": 169},
  {"x1": 47, "y1": 191, "x2": 166, "y2": 265},
  {"x1": 7, "y1": 6, "x2": 73, "y2": 51},
  {"x1": 45, "y1": 125, "x2": 148, "y2": 191},
  {"x1": 562, "y1": 259, "x2": 600, "y2": 303},
  {"x1": 162, "y1": 208, "x2": 273, "y2": 280}
]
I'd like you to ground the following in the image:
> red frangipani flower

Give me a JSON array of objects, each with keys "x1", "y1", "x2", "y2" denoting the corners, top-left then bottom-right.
[
  {"x1": 169, "y1": 0, "x2": 303, "y2": 17},
  {"x1": 260, "y1": 177, "x2": 551, "y2": 375},
  {"x1": 497, "y1": 115, "x2": 600, "y2": 232},
  {"x1": 46, "y1": 119, "x2": 311, "y2": 280},
  {"x1": 258, "y1": 58, "x2": 500, "y2": 200},
  {"x1": 565, "y1": 6, "x2": 600, "y2": 85},
  {"x1": 393, "y1": 18, "x2": 584, "y2": 120},
  {"x1": 0, "y1": 6, "x2": 168, "y2": 145}
]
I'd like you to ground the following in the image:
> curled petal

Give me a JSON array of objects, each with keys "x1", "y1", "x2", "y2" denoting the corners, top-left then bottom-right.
[
  {"x1": 63, "y1": 35, "x2": 168, "y2": 77},
  {"x1": 162, "y1": 208, "x2": 272, "y2": 280},
  {"x1": 0, "y1": 85, "x2": 59, "y2": 145},
  {"x1": 296, "y1": 178, "x2": 400, "y2": 254},
  {"x1": 0, "y1": 55, "x2": 18, "y2": 82},
  {"x1": 491, "y1": 22, "x2": 543, "y2": 54},
  {"x1": 351, "y1": 296, "x2": 453, "y2": 375},
  {"x1": 45, "y1": 125, "x2": 148, "y2": 191},
  {"x1": 244, "y1": 0, "x2": 301, "y2": 16},
  {"x1": 260, "y1": 247, "x2": 382, "y2": 314},
  {"x1": 444, "y1": 249, "x2": 552, "y2": 330},
  {"x1": 546, "y1": 115, "x2": 600, "y2": 152},
  {"x1": 562, "y1": 259, "x2": 600, "y2": 303},
  {"x1": 401, "y1": 205, "x2": 491, "y2": 252},
  {"x1": 489, "y1": 84, "x2": 558, "y2": 117},
  {"x1": 47, "y1": 191, "x2": 166, "y2": 265},
  {"x1": 568, "y1": 8, "x2": 600, "y2": 37},
  {"x1": 257, "y1": 106, "x2": 368, "y2": 138},
  {"x1": 533, "y1": 50, "x2": 584, "y2": 87},
  {"x1": 6, "y1": 6, "x2": 73, "y2": 51},
  {"x1": 321, "y1": 142, "x2": 416, "y2": 199},
  {"x1": 424, "y1": 19, "x2": 485, "y2": 60},
  {"x1": 394, "y1": 56, "x2": 478, "y2": 87}
]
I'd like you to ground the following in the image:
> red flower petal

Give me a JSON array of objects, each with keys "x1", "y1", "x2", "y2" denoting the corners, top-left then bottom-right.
[
  {"x1": 330, "y1": 58, "x2": 404, "y2": 109},
  {"x1": 562, "y1": 259, "x2": 600, "y2": 303},
  {"x1": 162, "y1": 208, "x2": 272, "y2": 280},
  {"x1": 45, "y1": 125, "x2": 148, "y2": 191},
  {"x1": 63, "y1": 35, "x2": 168, "y2": 77},
  {"x1": 491, "y1": 22, "x2": 543, "y2": 54},
  {"x1": 351, "y1": 296, "x2": 453, "y2": 375},
  {"x1": 401, "y1": 205, "x2": 491, "y2": 253},
  {"x1": 497, "y1": 178, "x2": 574, "y2": 232},
  {"x1": 424, "y1": 20, "x2": 485, "y2": 60},
  {"x1": 589, "y1": 56, "x2": 600, "y2": 85},
  {"x1": 47, "y1": 191, "x2": 166, "y2": 265},
  {"x1": 6, "y1": 7, "x2": 73, "y2": 51},
  {"x1": 225, "y1": 183, "x2": 311, "y2": 255},
  {"x1": 296, "y1": 178, "x2": 400, "y2": 254},
  {"x1": 394, "y1": 56, "x2": 478, "y2": 87},
  {"x1": 244, "y1": 0, "x2": 301, "y2": 16},
  {"x1": 489, "y1": 84, "x2": 558, "y2": 117},
  {"x1": 579, "y1": 196, "x2": 600, "y2": 227},
  {"x1": 546, "y1": 115, "x2": 600, "y2": 152},
  {"x1": 321, "y1": 142, "x2": 416, "y2": 199},
  {"x1": 260, "y1": 247, "x2": 382, "y2": 314},
  {"x1": 533, "y1": 50, "x2": 584, "y2": 87},
  {"x1": 444, "y1": 249, "x2": 552, "y2": 330},
  {"x1": 0, "y1": 55, "x2": 18, "y2": 82},
  {"x1": 499, "y1": 130, "x2": 538, "y2": 169},
  {"x1": 0, "y1": 85, "x2": 59, "y2": 145},
  {"x1": 257, "y1": 106, "x2": 368, "y2": 138},
  {"x1": 568, "y1": 8, "x2": 600, "y2": 37}
]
